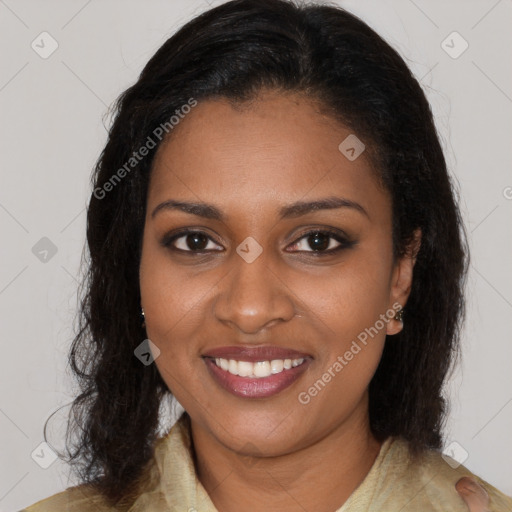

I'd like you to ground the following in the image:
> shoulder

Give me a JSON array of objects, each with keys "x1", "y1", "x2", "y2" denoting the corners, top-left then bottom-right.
[
  {"x1": 20, "y1": 484, "x2": 113, "y2": 512},
  {"x1": 372, "y1": 437, "x2": 512, "y2": 512},
  {"x1": 20, "y1": 435, "x2": 169, "y2": 512}
]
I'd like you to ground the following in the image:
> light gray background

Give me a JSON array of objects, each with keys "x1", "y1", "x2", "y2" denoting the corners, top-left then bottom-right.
[{"x1": 1, "y1": 0, "x2": 511, "y2": 509}]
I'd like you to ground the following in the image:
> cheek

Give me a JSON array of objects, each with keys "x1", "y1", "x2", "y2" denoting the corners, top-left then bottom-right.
[
  {"x1": 139, "y1": 241, "x2": 218, "y2": 365},
  {"x1": 139, "y1": 246, "x2": 206, "y2": 401},
  {"x1": 293, "y1": 250, "x2": 393, "y2": 338},
  {"x1": 140, "y1": 236, "x2": 195, "y2": 323},
  {"x1": 294, "y1": 270, "x2": 388, "y2": 422},
  {"x1": 290, "y1": 246, "x2": 392, "y2": 397}
]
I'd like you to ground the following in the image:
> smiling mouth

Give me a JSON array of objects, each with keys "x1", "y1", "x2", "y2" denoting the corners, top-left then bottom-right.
[
  {"x1": 202, "y1": 355, "x2": 311, "y2": 399},
  {"x1": 205, "y1": 356, "x2": 307, "y2": 378}
]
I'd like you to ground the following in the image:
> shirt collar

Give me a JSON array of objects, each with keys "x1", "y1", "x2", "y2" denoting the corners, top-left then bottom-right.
[
  {"x1": 151, "y1": 412, "x2": 396, "y2": 512},
  {"x1": 155, "y1": 412, "x2": 219, "y2": 511}
]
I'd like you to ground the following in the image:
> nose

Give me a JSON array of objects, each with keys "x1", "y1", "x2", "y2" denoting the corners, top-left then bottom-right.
[{"x1": 213, "y1": 250, "x2": 296, "y2": 334}]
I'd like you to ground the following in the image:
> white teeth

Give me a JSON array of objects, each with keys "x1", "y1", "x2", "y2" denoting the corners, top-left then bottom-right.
[
  {"x1": 270, "y1": 359, "x2": 284, "y2": 374},
  {"x1": 253, "y1": 361, "x2": 271, "y2": 378},
  {"x1": 228, "y1": 359, "x2": 239, "y2": 375},
  {"x1": 212, "y1": 357, "x2": 305, "y2": 378},
  {"x1": 238, "y1": 361, "x2": 253, "y2": 377}
]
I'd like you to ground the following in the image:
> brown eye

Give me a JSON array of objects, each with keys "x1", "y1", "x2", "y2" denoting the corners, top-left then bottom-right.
[
  {"x1": 305, "y1": 232, "x2": 333, "y2": 251},
  {"x1": 162, "y1": 230, "x2": 223, "y2": 253},
  {"x1": 287, "y1": 229, "x2": 355, "y2": 254}
]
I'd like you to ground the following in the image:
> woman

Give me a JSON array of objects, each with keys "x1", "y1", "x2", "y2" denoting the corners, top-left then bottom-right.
[{"x1": 21, "y1": 0, "x2": 511, "y2": 510}]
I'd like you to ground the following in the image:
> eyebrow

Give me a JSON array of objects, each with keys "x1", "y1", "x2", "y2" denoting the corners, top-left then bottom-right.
[{"x1": 151, "y1": 196, "x2": 369, "y2": 221}]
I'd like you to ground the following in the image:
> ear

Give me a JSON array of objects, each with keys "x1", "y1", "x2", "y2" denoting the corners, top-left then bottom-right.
[{"x1": 386, "y1": 228, "x2": 421, "y2": 335}]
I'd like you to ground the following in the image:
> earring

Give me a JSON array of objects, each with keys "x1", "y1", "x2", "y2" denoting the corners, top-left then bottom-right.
[
  {"x1": 395, "y1": 308, "x2": 404, "y2": 323},
  {"x1": 141, "y1": 306, "x2": 146, "y2": 328}
]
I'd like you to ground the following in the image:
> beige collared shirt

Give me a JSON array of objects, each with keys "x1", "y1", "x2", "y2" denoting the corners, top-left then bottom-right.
[{"x1": 22, "y1": 412, "x2": 512, "y2": 511}]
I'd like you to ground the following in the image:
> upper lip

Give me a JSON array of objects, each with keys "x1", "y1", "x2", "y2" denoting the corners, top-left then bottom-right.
[{"x1": 202, "y1": 345, "x2": 312, "y2": 362}]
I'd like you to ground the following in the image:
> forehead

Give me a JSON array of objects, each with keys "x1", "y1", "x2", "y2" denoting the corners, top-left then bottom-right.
[{"x1": 148, "y1": 91, "x2": 389, "y2": 221}]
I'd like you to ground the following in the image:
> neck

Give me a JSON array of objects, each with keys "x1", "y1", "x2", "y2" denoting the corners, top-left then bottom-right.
[{"x1": 189, "y1": 396, "x2": 384, "y2": 512}]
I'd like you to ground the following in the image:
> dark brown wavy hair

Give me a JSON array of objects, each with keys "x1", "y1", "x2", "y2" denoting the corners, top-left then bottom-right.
[{"x1": 44, "y1": 0, "x2": 469, "y2": 507}]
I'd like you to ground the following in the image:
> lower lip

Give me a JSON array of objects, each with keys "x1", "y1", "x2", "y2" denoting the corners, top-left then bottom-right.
[{"x1": 203, "y1": 357, "x2": 311, "y2": 398}]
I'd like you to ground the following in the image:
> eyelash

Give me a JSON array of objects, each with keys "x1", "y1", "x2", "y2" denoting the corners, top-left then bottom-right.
[{"x1": 160, "y1": 228, "x2": 355, "y2": 256}]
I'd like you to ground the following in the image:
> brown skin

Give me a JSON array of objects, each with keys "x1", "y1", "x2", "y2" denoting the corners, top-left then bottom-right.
[
  {"x1": 457, "y1": 476, "x2": 491, "y2": 512},
  {"x1": 139, "y1": 90, "x2": 420, "y2": 512}
]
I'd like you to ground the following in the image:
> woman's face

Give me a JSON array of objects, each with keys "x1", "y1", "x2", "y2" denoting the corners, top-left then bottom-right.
[{"x1": 139, "y1": 90, "x2": 416, "y2": 456}]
